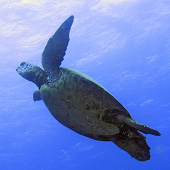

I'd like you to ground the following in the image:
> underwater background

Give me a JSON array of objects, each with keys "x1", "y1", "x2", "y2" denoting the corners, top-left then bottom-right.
[{"x1": 0, "y1": 0, "x2": 169, "y2": 169}]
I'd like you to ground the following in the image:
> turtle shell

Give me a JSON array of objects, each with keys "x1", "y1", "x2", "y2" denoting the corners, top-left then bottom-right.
[{"x1": 40, "y1": 67, "x2": 131, "y2": 140}]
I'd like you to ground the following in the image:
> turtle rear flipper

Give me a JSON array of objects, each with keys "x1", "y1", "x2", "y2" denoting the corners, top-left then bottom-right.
[
  {"x1": 110, "y1": 125, "x2": 151, "y2": 161},
  {"x1": 101, "y1": 108, "x2": 161, "y2": 136},
  {"x1": 124, "y1": 118, "x2": 161, "y2": 136}
]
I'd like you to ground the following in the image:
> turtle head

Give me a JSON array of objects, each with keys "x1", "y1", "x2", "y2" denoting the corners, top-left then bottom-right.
[
  {"x1": 16, "y1": 62, "x2": 48, "y2": 88},
  {"x1": 17, "y1": 62, "x2": 38, "y2": 81}
]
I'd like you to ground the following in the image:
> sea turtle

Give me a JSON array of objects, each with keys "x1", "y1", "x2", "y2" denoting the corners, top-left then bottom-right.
[{"x1": 16, "y1": 15, "x2": 161, "y2": 161}]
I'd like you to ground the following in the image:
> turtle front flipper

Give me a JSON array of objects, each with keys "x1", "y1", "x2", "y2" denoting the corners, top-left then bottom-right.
[
  {"x1": 109, "y1": 124, "x2": 151, "y2": 161},
  {"x1": 33, "y1": 89, "x2": 41, "y2": 101},
  {"x1": 42, "y1": 15, "x2": 74, "y2": 77}
]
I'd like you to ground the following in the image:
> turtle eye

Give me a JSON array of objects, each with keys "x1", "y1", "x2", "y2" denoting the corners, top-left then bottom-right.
[{"x1": 20, "y1": 62, "x2": 26, "y2": 67}]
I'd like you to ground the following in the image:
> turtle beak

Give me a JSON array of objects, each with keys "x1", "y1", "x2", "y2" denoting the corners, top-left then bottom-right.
[{"x1": 16, "y1": 62, "x2": 25, "y2": 75}]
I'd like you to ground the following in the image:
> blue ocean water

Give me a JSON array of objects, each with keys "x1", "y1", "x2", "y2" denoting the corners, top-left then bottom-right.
[{"x1": 0, "y1": 0, "x2": 169, "y2": 169}]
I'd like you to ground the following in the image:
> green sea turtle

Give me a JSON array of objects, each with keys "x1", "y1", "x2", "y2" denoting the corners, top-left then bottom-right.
[{"x1": 16, "y1": 15, "x2": 161, "y2": 161}]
